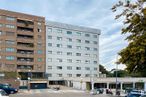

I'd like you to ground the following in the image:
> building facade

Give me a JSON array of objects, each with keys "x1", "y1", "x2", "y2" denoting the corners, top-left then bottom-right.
[
  {"x1": 46, "y1": 21, "x2": 100, "y2": 82},
  {"x1": 0, "y1": 9, "x2": 46, "y2": 79}
]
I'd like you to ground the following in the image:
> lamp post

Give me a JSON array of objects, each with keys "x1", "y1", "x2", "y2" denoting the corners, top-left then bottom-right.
[
  {"x1": 80, "y1": 78, "x2": 83, "y2": 90},
  {"x1": 116, "y1": 62, "x2": 118, "y2": 95},
  {"x1": 115, "y1": 55, "x2": 120, "y2": 95}
]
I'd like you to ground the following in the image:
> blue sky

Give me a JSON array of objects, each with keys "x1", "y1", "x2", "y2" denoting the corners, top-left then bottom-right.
[{"x1": 0, "y1": 0, "x2": 127, "y2": 70}]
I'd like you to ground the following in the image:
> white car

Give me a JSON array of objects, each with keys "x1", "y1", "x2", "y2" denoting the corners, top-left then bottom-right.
[{"x1": 0, "y1": 89, "x2": 9, "y2": 97}]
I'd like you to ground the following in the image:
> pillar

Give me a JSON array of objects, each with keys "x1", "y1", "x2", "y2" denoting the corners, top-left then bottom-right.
[
  {"x1": 144, "y1": 82, "x2": 146, "y2": 91},
  {"x1": 133, "y1": 82, "x2": 135, "y2": 89},
  {"x1": 120, "y1": 82, "x2": 123, "y2": 91},
  {"x1": 107, "y1": 82, "x2": 109, "y2": 89}
]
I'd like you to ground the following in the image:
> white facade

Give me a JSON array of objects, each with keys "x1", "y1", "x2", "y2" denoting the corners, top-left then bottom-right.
[{"x1": 45, "y1": 21, "x2": 100, "y2": 81}]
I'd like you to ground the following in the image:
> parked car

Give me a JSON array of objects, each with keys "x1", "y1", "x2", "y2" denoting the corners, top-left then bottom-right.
[
  {"x1": 95, "y1": 88, "x2": 104, "y2": 94},
  {"x1": 90, "y1": 89, "x2": 97, "y2": 95},
  {"x1": 126, "y1": 90, "x2": 145, "y2": 97},
  {"x1": 0, "y1": 84, "x2": 18, "y2": 94},
  {"x1": 0, "y1": 89, "x2": 9, "y2": 97}
]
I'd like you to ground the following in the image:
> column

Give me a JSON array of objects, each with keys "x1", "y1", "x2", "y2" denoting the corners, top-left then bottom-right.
[
  {"x1": 107, "y1": 82, "x2": 109, "y2": 89},
  {"x1": 133, "y1": 82, "x2": 135, "y2": 89},
  {"x1": 120, "y1": 82, "x2": 123, "y2": 91},
  {"x1": 144, "y1": 82, "x2": 146, "y2": 91}
]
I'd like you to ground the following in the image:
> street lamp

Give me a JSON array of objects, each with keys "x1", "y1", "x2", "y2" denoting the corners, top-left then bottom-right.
[
  {"x1": 116, "y1": 55, "x2": 120, "y2": 95},
  {"x1": 80, "y1": 78, "x2": 83, "y2": 90}
]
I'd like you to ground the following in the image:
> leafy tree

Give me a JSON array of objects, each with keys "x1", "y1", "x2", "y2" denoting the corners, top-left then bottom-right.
[
  {"x1": 112, "y1": 0, "x2": 146, "y2": 76},
  {"x1": 113, "y1": 70, "x2": 128, "y2": 77},
  {"x1": 99, "y1": 64, "x2": 112, "y2": 77}
]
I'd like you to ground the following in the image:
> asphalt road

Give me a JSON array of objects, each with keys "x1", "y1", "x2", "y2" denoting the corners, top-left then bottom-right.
[{"x1": 10, "y1": 93, "x2": 114, "y2": 97}]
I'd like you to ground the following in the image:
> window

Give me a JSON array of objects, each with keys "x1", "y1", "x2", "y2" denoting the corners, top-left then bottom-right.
[
  {"x1": 85, "y1": 67, "x2": 90, "y2": 70},
  {"x1": 94, "y1": 67, "x2": 97, "y2": 70},
  {"x1": 57, "y1": 37, "x2": 62, "y2": 40},
  {"x1": 76, "y1": 53, "x2": 81, "y2": 56},
  {"x1": 6, "y1": 32, "x2": 14, "y2": 36},
  {"x1": 37, "y1": 43, "x2": 42, "y2": 47},
  {"x1": 76, "y1": 39, "x2": 81, "y2": 43},
  {"x1": 48, "y1": 51, "x2": 52, "y2": 54},
  {"x1": 85, "y1": 60, "x2": 90, "y2": 64},
  {"x1": 38, "y1": 35, "x2": 42, "y2": 39},
  {"x1": 56, "y1": 44, "x2": 62, "y2": 48},
  {"x1": 6, "y1": 17, "x2": 15, "y2": 21},
  {"x1": 48, "y1": 66, "x2": 52, "y2": 69},
  {"x1": 37, "y1": 50, "x2": 42, "y2": 54},
  {"x1": 85, "y1": 47, "x2": 90, "y2": 50},
  {"x1": 67, "y1": 59, "x2": 72, "y2": 63},
  {"x1": 94, "y1": 61, "x2": 97, "y2": 64},
  {"x1": 85, "y1": 53, "x2": 90, "y2": 57},
  {"x1": 57, "y1": 66, "x2": 62, "y2": 70},
  {"x1": 57, "y1": 29, "x2": 62, "y2": 33},
  {"x1": 6, "y1": 24, "x2": 15, "y2": 29},
  {"x1": 38, "y1": 28, "x2": 42, "y2": 32},
  {"x1": 93, "y1": 48, "x2": 97, "y2": 51},
  {"x1": 57, "y1": 51, "x2": 62, "y2": 55},
  {"x1": 6, "y1": 48, "x2": 15, "y2": 52},
  {"x1": 67, "y1": 38, "x2": 72, "y2": 42},
  {"x1": 5, "y1": 40, "x2": 15, "y2": 45},
  {"x1": 67, "y1": 45, "x2": 72, "y2": 49},
  {"x1": 0, "y1": 31, "x2": 2, "y2": 35},
  {"x1": 48, "y1": 28, "x2": 52, "y2": 32},
  {"x1": 38, "y1": 58, "x2": 42, "y2": 62},
  {"x1": 76, "y1": 67, "x2": 81, "y2": 70},
  {"x1": 67, "y1": 66, "x2": 72, "y2": 70},
  {"x1": 6, "y1": 56, "x2": 15, "y2": 60},
  {"x1": 67, "y1": 74, "x2": 72, "y2": 77},
  {"x1": 93, "y1": 41, "x2": 97, "y2": 44},
  {"x1": 57, "y1": 74, "x2": 62, "y2": 77},
  {"x1": 48, "y1": 58, "x2": 52, "y2": 62},
  {"x1": 76, "y1": 74, "x2": 81, "y2": 77},
  {"x1": 85, "y1": 34, "x2": 90, "y2": 37},
  {"x1": 38, "y1": 22, "x2": 42, "y2": 26},
  {"x1": 93, "y1": 54, "x2": 97, "y2": 58},
  {"x1": 76, "y1": 46, "x2": 81, "y2": 49},
  {"x1": 76, "y1": 32, "x2": 81, "y2": 36},
  {"x1": 93, "y1": 35, "x2": 97, "y2": 38},
  {"x1": 85, "y1": 40, "x2": 90, "y2": 44},
  {"x1": 94, "y1": 74, "x2": 97, "y2": 77},
  {"x1": 85, "y1": 74, "x2": 90, "y2": 77},
  {"x1": 48, "y1": 35, "x2": 52, "y2": 39},
  {"x1": 67, "y1": 31, "x2": 72, "y2": 35},
  {"x1": 0, "y1": 24, "x2": 3, "y2": 27},
  {"x1": 48, "y1": 74, "x2": 52, "y2": 77},
  {"x1": 67, "y1": 52, "x2": 72, "y2": 56},
  {"x1": 76, "y1": 60, "x2": 81, "y2": 63},
  {"x1": 57, "y1": 58, "x2": 62, "y2": 62},
  {"x1": 48, "y1": 43, "x2": 52, "y2": 47}
]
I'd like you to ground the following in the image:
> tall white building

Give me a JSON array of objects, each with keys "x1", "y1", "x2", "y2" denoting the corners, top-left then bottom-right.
[{"x1": 46, "y1": 21, "x2": 100, "y2": 84}]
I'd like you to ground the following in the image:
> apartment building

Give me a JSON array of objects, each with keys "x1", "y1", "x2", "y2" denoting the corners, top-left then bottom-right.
[
  {"x1": 46, "y1": 21, "x2": 100, "y2": 84},
  {"x1": 0, "y1": 9, "x2": 45, "y2": 79}
]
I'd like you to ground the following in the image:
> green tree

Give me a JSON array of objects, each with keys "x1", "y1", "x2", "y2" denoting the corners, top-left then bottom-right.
[
  {"x1": 99, "y1": 64, "x2": 112, "y2": 77},
  {"x1": 113, "y1": 70, "x2": 128, "y2": 77},
  {"x1": 112, "y1": 0, "x2": 146, "y2": 76}
]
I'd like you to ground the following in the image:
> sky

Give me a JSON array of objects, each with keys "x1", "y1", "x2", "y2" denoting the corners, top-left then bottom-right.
[{"x1": 0, "y1": 0, "x2": 128, "y2": 70}]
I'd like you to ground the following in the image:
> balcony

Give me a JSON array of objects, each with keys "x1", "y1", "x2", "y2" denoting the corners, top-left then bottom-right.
[
  {"x1": 17, "y1": 19, "x2": 34, "y2": 28},
  {"x1": 17, "y1": 58, "x2": 34, "y2": 65},
  {"x1": 17, "y1": 35, "x2": 34, "y2": 43},
  {"x1": 17, "y1": 42, "x2": 34, "y2": 50},
  {"x1": 17, "y1": 26, "x2": 33, "y2": 32},
  {"x1": 17, "y1": 22, "x2": 34, "y2": 28},
  {"x1": 17, "y1": 65, "x2": 33, "y2": 70},
  {"x1": 17, "y1": 50, "x2": 34, "y2": 57}
]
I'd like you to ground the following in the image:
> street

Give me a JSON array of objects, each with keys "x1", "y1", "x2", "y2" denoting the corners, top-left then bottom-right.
[{"x1": 10, "y1": 93, "x2": 114, "y2": 97}]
